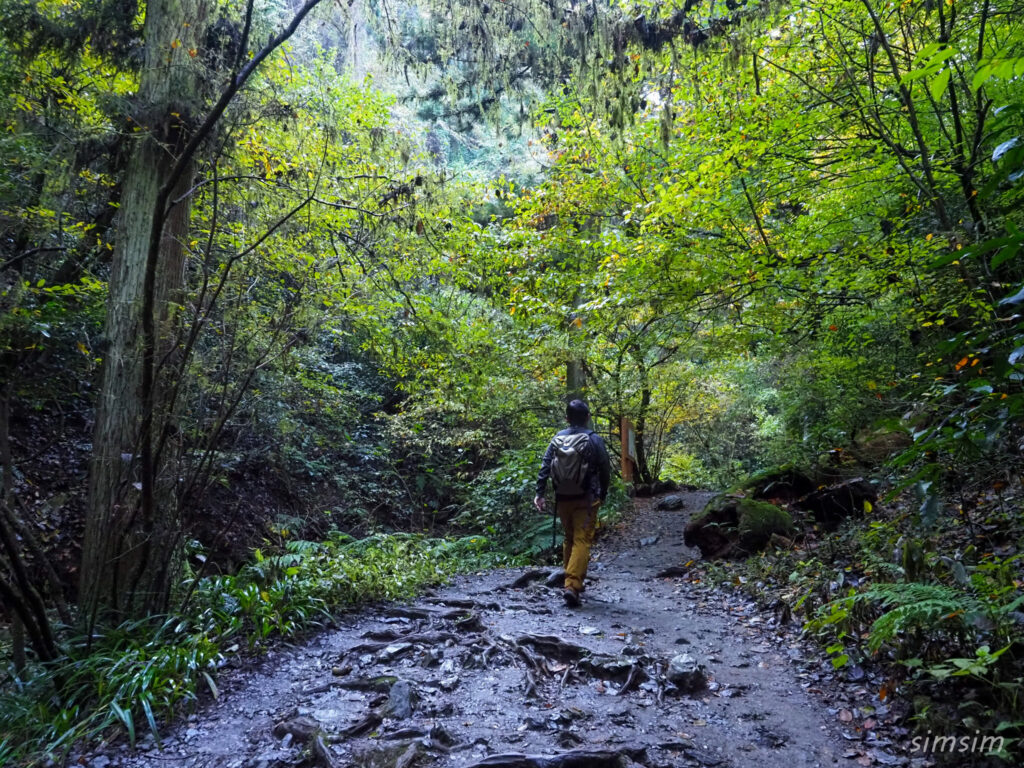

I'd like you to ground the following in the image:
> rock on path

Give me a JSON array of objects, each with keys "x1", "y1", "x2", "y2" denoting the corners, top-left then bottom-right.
[{"x1": 82, "y1": 491, "x2": 865, "y2": 768}]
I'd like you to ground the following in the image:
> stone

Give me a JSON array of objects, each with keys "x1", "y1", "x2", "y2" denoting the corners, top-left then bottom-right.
[
  {"x1": 385, "y1": 679, "x2": 418, "y2": 720},
  {"x1": 737, "y1": 500, "x2": 795, "y2": 553},
  {"x1": 683, "y1": 495, "x2": 794, "y2": 559},
  {"x1": 656, "y1": 494, "x2": 685, "y2": 511},
  {"x1": 743, "y1": 465, "x2": 816, "y2": 502},
  {"x1": 666, "y1": 653, "x2": 707, "y2": 693},
  {"x1": 379, "y1": 642, "x2": 414, "y2": 662},
  {"x1": 796, "y1": 478, "x2": 877, "y2": 530}
]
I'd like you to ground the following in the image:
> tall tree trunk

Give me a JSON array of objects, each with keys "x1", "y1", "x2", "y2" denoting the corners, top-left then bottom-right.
[
  {"x1": 81, "y1": 0, "x2": 204, "y2": 624},
  {"x1": 80, "y1": 0, "x2": 327, "y2": 624}
]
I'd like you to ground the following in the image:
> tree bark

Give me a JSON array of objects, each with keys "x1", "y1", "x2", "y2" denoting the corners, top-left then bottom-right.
[
  {"x1": 81, "y1": 0, "x2": 328, "y2": 624},
  {"x1": 634, "y1": 382, "x2": 654, "y2": 485},
  {"x1": 81, "y1": 0, "x2": 204, "y2": 623}
]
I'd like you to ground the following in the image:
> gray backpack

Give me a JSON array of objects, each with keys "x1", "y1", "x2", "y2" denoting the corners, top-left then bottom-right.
[{"x1": 550, "y1": 431, "x2": 594, "y2": 496}]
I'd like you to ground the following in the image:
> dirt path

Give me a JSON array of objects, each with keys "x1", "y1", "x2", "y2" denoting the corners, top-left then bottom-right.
[{"x1": 85, "y1": 491, "x2": 867, "y2": 768}]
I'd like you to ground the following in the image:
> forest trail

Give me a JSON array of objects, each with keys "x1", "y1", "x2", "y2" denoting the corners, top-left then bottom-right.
[{"x1": 85, "y1": 492, "x2": 874, "y2": 768}]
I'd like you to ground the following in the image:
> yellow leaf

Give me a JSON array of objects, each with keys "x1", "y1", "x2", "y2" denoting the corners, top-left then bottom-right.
[
  {"x1": 76, "y1": 342, "x2": 89, "y2": 356},
  {"x1": 863, "y1": 500, "x2": 873, "y2": 515}
]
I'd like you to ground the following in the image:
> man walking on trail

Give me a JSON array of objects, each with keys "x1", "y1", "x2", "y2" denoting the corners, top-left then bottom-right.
[{"x1": 533, "y1": 399, "x2": 611, "y2": 608}]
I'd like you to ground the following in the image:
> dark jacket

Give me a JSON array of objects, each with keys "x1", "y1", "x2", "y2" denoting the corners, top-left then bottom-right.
[{"x1": 535, "y1": 426, "x2": 611, "y2": 502}]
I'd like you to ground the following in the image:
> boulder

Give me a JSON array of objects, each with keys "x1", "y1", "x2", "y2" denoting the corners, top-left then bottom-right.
[
  {"x1": 737, "y1": 500, "x2": 796, "y2": 553},
  {"x1": 655, "y1": 494, "x2": 685, "y2": 511},
  {"x1": 742, "y1": 465, "x2": 816, "y2": 503},
  {"x1": 633, "y1": 483, "x2": 653, "y2": 498},
  {"x1": 684, "y1": 495, "x2": 794, "y2": 559},
  {"x1": 796, "y1": 477, "x2": 877, "y2": 529},
  {"x1": 652, "y1": 479, "x2": 679, "y2": 494}
]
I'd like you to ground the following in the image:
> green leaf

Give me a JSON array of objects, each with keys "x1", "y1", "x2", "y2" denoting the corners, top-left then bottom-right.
[
  {"x1": 972, "y1": 63, "x2": 994, "y2": 91},
  {"x1": 991, "y1": 241, "x2": 1020, "y2": 269},
  {"x1": 202, "y1": 671, "x2": 220, "y2": 699},
  {"x1": 110, "y1": 701, "x2": 135, "y2": 746},
  {"x1": 930, "y1": 68, "x2": 951, "y2": 102},
  {"x1": 141, "y1": 696, "x2": 159, "y2": 743}
]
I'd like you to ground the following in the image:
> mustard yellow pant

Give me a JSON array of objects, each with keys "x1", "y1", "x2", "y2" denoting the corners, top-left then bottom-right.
[{"x1": 557, "y1": 498, "x2": 600, "y2": 593}]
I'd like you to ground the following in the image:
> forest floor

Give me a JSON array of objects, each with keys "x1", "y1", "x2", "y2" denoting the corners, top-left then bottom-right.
[{"x1": 77, "y1": 491, "x2": 929, "y2": 768}]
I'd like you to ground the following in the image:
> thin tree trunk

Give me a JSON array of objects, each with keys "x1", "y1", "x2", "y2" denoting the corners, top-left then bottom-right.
[
  {"x1": 634, "y1": 383, "x2": 654, "y2": 485},
  {"x1": 11, "y1": 612, "x2": 25, "y2": 674}
]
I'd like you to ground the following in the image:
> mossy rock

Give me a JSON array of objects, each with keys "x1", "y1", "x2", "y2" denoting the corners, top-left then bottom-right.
[
  {"x1": 741, "y1": 464, "x2": 816, "y2": 502},
  {"x1": 736, "y1": 499, "x2": 794, "y2": 553},
  {"x1": 684, "y1": 494, "x2": 794, "y2": 559},
  {"x1": 795, "y1": 477, "x2": 876, "y2": 530}
]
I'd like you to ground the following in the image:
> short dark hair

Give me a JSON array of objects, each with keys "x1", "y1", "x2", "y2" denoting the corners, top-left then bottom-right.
[{"x1": 566, "y1": 399, "x2": 590, "y2": 426}]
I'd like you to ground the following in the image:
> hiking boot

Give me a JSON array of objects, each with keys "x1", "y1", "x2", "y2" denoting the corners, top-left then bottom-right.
[{"x1": 562, "y1": 587, "x2": 581, "y2": 608}]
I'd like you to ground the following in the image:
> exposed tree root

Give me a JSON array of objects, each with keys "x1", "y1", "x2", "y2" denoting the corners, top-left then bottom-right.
[
  {"x1": 339, "y1": 709, "x2": 383, "y2": 738},
  {"x1": 361, "y1": 628, "x2": 404, "y2": 641},
  {"x1": 515, "y1": 634, "x2": 589, "y2": 662},
  {"x1": 423, "y1": 597, "x2": 500, "y2": 610},
  {"x1": 347, "y1": 631, "x2": 460, "y2": 654},
  {"x1": 616, "y1": 664, "x2": 643, "y2": 696},
  {"x1": 381, "y1": 606, "x2": 437, "y2": 620},
  {"x1": 311, "y1": 732, "x2": 341, "y2": 768},
  {"x1": 395, "y1": 741, "x2": 422, "y2": 768},
  {"x1": 654, "y1": 565, "x2": 691, "y2": 578},
  {"x1": 464, "y1": 749, "x2": 636, "y2": 768},
  {"x1": 507, "y1": 570, "x2": 553, "y2": 589}
]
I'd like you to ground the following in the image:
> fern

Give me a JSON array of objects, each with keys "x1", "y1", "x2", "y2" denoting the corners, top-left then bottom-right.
[{"x1": 854, "y1": 582, "x2": 980, "y2": 652}]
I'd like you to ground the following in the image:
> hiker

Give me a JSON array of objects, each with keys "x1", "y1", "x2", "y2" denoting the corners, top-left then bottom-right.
[{"x1": 533, "y1": 399, "x2": 611, "y2": 607}]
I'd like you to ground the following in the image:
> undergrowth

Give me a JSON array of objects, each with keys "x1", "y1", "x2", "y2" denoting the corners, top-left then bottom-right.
[
  {"x1": 698, "y1": 504, "x2": 1024, "y2": 761},
  {"x1": 0, "y1": 532, "x2": 510, "y2": 766}
]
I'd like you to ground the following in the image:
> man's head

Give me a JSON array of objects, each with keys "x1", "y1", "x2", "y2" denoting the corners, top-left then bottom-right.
[{"x1": 566, "y1": 399, "x2": 590, "y2": 427}]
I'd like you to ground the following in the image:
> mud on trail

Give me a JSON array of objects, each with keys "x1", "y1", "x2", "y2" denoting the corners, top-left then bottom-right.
[{"x1": 86, "y1": 491, "x2": 871, "y2": 768}]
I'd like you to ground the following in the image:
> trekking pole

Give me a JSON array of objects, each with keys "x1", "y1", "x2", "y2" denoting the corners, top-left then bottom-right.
[{"x1": 551, "y1": 505, "x2": 557, "y2": 565}]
